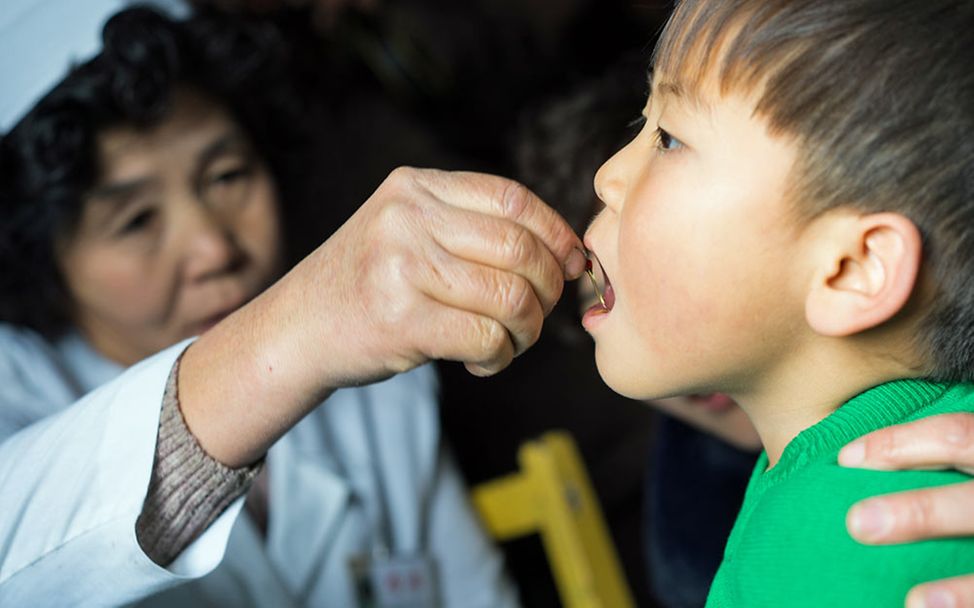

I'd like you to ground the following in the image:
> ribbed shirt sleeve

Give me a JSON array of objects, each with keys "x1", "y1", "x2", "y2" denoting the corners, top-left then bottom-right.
[{"x1": 135, "y1": 356, "x2": 262, "y2": 566}]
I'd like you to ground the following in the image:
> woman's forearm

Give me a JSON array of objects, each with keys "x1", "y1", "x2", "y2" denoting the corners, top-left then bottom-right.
[{"x1": 177, "y1": 167, "x2": 584, "y2": 469}]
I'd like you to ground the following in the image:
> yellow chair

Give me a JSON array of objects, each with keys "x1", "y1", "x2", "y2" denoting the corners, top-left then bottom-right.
[{"x1": 471, "y1": 431, "x2": 635, "y2": 608}]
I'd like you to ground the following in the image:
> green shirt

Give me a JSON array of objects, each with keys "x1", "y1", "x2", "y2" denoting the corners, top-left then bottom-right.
[{"x1": 706, "y1": 379, "x2": 974, "y2": 607}]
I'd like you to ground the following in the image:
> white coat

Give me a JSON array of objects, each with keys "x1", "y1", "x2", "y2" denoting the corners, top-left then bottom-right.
[{"x1": 0, "y1": 324, "x2": 518, "y2": 607}]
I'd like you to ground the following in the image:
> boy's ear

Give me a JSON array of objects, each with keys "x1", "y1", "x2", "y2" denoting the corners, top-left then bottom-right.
[{"x1": 805, "y1": 213, "x2": 922, "y2": 337}]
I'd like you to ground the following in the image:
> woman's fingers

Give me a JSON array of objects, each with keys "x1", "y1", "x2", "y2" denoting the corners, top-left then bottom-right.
[
  {"x1": 408, "y1": 168, "x2": 586, "y2": 279},
  {"x1": 299, "y1": 167, "x2": 582, "y2": 385},
  {"x1": 408, "y1": 246, "x2": 545, "y2": 357},
  {"x1": 839, "y1": 414, "x2": 974, "y2": 475},
  {"x1": 426, "y1": 202, "x2": 564, "y2": 316},
  {"x1": 361, "y1": 167, "x2": 578, "y2": 371},
  {"x1": 907, "y1": 573, "x2": 974, "y2": 608},
  {"x1": 847, "y1": 480, "x2": 974, "y2": 544},
  {"x1": 401, "y1": 298, "x2": 517, "y2": 377}
]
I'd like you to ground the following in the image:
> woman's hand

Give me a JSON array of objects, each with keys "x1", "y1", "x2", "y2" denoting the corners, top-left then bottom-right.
[
  {"x1": 179, "y1": 168, "x2": 584, "y2": 467},
  {"x1": 839, "y1": 414, "x2": 974, "y2": 608},
  {"x1": 291, "y1": 167, "x2": 585, "y2": 385}
]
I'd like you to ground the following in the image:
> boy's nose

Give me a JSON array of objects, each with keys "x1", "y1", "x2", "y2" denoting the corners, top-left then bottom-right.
[{"x1": 593, "y1": 149, "x2": 627, "y2": 211}]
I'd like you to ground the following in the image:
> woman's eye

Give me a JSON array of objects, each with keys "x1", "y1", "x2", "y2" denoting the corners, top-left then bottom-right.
[
  {"x1": 655, "y1": 127, "x2": 683, "y2": 152},
  {"x1": 202, "y1": 164, "x2": 253, "y2": 207},
  {"x1": 118, "y1": 209, "x2": 157, "y2": 235},
  {"x1": 212, "y1": 166, "x2": 252, "y2": 186}
]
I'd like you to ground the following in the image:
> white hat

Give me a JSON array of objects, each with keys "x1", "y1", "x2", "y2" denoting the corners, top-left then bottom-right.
[{"x1": 0, "y1": 0, "x2": 189, "y2": 133}]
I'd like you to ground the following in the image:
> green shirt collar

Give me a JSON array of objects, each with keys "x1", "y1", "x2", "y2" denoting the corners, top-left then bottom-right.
[{"x1": 762, "y1": 378, "x2": 951, "y2": 481}]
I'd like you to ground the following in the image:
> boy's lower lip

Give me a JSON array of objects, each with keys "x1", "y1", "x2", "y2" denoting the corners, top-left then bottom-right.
[
  {"x1": 581, "y1": 302, "x2": 611, "y2": 330},
  {"x1": 581, "y1": 281, "x2": 616, "y2": 331}
]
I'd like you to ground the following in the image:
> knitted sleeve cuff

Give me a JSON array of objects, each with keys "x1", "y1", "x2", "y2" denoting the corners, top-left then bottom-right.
[{"x1": 135, "y1": 355, "x2": 262, "y2": 567}]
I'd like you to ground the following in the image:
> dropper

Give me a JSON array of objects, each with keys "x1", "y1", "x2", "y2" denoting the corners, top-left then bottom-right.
[{"x1": 584, "y1": 249, "x2": 607, "y2": 309}]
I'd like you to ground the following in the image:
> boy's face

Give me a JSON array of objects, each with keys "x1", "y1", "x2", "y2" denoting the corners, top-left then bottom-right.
[
  {"x1": 584, "y1": 73, "x2": 816, "y2": 401},
  {"x1": 58, "y1": 88, "x2": 283, "y2": 365}
]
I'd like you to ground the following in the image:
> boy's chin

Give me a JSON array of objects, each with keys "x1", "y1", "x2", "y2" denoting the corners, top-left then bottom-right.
[
  {"x1": 594, "y1": 348, "x2": 721, "y2": 404},
  {"x1": 594, "y1": 352, "x2": 672, "y2": 401}
]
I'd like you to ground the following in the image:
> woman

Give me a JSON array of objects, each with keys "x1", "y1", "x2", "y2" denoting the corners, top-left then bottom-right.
[{"x1": 0, "y1": 6, "x2": 584, "y2": 606}]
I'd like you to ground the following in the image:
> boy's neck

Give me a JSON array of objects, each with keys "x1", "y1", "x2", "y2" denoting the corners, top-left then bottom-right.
[{"x1": 733, "y1": 338, "x2": 921, "y2": 468}]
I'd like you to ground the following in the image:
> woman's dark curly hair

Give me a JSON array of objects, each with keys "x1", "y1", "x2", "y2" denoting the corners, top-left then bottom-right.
[{"x1": 0, "y1": 5, "x2": 308, "y2": 339}]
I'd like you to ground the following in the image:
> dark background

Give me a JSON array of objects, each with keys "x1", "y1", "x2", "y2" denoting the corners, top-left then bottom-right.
[{"x1": 195, "y1": 1, "x2": 672, "y2": 604}]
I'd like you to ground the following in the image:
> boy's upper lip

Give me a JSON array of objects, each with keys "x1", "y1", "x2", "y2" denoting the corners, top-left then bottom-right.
[{"x1": 582, "y1": 237, "x2": 598, "y2": 255}]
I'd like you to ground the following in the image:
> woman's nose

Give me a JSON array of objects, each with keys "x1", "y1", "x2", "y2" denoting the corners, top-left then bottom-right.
[{"x1": 182, "y1": 202, "x2": 242, "y2": 281}]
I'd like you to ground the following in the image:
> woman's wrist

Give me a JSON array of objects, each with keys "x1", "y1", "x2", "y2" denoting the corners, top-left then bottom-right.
[{"x1": 176, "y1": 272, "x2": 336, "y2": 468}]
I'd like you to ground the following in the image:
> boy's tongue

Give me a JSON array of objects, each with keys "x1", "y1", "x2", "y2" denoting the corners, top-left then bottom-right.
[
  {"x1": 602, "y1": 282, "x2": 616, "y2": 310},
  {"x1": 688, "y1": 393, "x2": 736, "y2": 412}
]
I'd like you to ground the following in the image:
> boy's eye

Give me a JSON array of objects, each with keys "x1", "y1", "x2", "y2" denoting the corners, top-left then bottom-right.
[{"x1": 655, "y1": 127, "x2": 683, "y2": 152}]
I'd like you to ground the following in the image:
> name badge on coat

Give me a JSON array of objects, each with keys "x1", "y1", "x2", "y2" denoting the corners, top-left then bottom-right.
[{"x1": 350, "y1": 553, "x2": 439, "y2": 608}]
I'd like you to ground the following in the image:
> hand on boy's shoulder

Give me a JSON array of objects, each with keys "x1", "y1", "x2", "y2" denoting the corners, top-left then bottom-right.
[
  {"x1": 839, "y1": 411, "x2": 974, "y2": 607},
  {"x1": 709, "y1": 455, "x2": 974, "y2": 608}
]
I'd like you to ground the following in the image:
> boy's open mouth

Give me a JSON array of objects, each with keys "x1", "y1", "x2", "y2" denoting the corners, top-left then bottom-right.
[{"x1": 584, "y1": 249, "x2": 615, "y2": 314}]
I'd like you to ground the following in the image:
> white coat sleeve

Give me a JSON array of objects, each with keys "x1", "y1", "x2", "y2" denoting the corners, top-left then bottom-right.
[
  {"x1": 428, "y1": 445, "x2": 522, "y2": 608},
  {"x1": 0, "y1": 339, "x2": 246, "y2": 607}
]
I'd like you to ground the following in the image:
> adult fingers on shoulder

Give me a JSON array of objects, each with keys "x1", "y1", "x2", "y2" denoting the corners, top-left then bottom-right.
[
  {"x1": 839, "y1": 414, "x2": 974, "y2": 474},
  {"x1": 847, "y1": 480, "x2": 974, "y2": 544},
  {"x1": 402, "y1": 168, "x2": 587, "y2": 279},
  {"x1": 907, "y1": 573, "x2": 974, "y2": 608}
]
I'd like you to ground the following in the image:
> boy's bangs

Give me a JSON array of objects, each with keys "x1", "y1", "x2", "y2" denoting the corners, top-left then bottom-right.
[
  {"x1": 651, "y1": 0, "x2": 815, "y2": 119},
  {"x1": 652, "y1": 1, "x2": 752, "y2": 95}
]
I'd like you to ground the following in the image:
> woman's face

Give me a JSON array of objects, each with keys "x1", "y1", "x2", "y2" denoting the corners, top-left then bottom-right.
[{"x1": 58, "y1": 88, "x2": 283, "y2": 365}]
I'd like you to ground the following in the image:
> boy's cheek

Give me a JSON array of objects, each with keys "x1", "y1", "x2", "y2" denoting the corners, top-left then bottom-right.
[{"x1": 591, "y1": 307, "x2": 683, "y2": 399}]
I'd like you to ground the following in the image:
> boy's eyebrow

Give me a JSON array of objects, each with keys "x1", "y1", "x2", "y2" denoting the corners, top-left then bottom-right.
[{"x1": 653, "y1": 79, "x2": 716, "y2": 116}]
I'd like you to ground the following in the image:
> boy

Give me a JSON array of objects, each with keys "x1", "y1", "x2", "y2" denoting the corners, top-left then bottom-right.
[{"x1": 583, "y1": 0, "x2": 974, "y2": 605}]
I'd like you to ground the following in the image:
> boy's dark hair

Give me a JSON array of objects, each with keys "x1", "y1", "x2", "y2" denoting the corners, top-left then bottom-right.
[
  {"x1": 653, "y1": 0, "x2": 974, "y2": 381},
  {"x1": 0, "y1": 6, "x2": 306, "y2": 339}
]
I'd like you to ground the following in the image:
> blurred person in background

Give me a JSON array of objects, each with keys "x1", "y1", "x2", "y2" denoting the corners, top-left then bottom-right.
[{"x1": 0, "y1": 3, "x2": 583, "y2": 605}]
